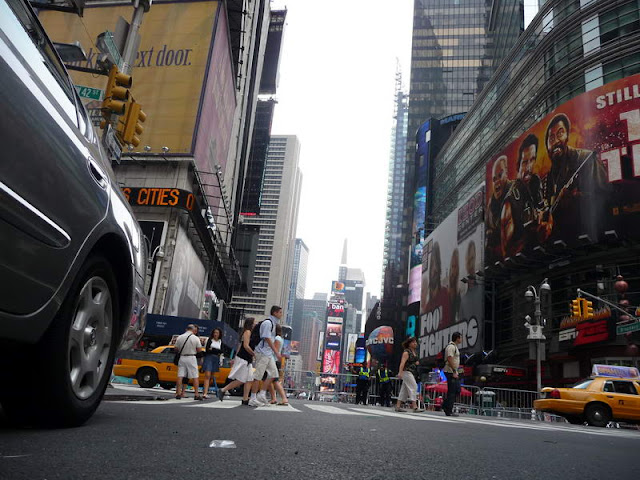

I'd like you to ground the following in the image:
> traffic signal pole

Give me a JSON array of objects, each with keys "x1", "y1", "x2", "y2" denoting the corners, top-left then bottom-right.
[
  {"x1": 576, "y1": 288, "x2": 639, "y2": 322},
  {"x1": 121, "y1": 1, "x2": 150, "y2": 76}
]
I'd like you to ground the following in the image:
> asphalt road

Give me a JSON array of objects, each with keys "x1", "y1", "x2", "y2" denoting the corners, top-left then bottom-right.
[{"x1": 0, "y1": 390, "x2": 637, "y2": 480}]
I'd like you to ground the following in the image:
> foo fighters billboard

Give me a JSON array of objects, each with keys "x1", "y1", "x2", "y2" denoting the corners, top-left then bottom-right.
[
  {"x1": 485, "y1": 74, "x2": 640, "y2": 265},
  {"x1": 419, "y1": 186, "x2": 484, "y2": 360}
]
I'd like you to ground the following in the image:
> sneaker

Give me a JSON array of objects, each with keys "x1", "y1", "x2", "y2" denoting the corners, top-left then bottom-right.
[
  {"x1": 248, "y1": 397, "x2": 262, "y2": 407},
  {"x1": 257, "y1": 392, "x2": 269, "y2": 405},
  {"x1": 216, "y1": 388, "x2": 224, "y2": 402},
  {"x1": 395, "y1": 406, "x2": 407, "y2": 412},
  {"x1": 414, "y1": 408, "x2": 425, "y2": 413}
]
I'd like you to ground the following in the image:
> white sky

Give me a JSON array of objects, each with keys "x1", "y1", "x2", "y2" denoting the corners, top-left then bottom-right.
[
  {"x1": 271, "y1": 1, "x2": 414, "y2": 299},
  {"x1": 271, "y1": 1, "x2": 540, "y2": 300}
]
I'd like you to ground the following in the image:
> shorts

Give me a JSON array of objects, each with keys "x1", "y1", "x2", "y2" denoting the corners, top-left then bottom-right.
[
  {"x1": 253, "y1": 353, "x2": 278, "y2": 381},
  {"x1": 178, "y1": 356, "x2": 199, "y2": 379},
  {"x1": 228, "y1": 357, "x2": 252, "y2": 383},
  {"x1": 202, "y1": 355, "x2": 220, "y2": 373}
]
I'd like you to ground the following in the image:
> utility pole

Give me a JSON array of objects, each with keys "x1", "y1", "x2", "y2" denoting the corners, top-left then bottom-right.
[{"x1": 524, "y1": 279, "x2": 550, "y2": 396}]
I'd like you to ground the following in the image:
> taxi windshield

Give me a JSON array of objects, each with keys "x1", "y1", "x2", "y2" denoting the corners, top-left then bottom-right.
[{"x1": 571, "y1": 379, "x2": 593, "y2": 389}]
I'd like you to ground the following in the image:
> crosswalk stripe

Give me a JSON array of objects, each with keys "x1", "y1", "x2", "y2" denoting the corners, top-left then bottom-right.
[
  {"x1": 305, "y1": 404, "x2": 382, "y2": 416},
  {"x1": 188, "y1": 401, "x2": 301, "y2": 412},
  {"x1": 349, "y1": 407, "x2": 640, "y2": 439}
]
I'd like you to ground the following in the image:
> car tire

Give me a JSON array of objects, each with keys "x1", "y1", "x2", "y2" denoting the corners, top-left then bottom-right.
[
  {"x1": 0, "y1": 254, "x2": 120, "y2": 427},
  {"x1": 159, "y1": 382, "x2": 174, "y2": 390},
  {"x1": 585, "y1": 403, "x2": 611, "y2": 428},
  {"x1": 136, "y1": 367, "x2": 159, "y2": 388},
  {"x1": 564, "y1": 415, "x2": 584, "y2": 425}
]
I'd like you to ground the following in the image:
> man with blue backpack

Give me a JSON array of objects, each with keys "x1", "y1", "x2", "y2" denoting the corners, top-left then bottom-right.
[{"x1": 248, "y1": 305, "x2": 284, "y2": 407}]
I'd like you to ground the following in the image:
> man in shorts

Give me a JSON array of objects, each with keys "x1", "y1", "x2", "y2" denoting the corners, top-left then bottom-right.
[
  {"x1": 174, "y1": 324, "x2": 204, "y2": 400},
  {"x1": 249, "y1": 306, "x2": 283, "y2": 407}
]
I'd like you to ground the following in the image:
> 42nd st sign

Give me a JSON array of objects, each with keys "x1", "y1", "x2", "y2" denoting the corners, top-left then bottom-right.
[{"x1": 75, "y1": 85, "x2": 103, "y2": 101}]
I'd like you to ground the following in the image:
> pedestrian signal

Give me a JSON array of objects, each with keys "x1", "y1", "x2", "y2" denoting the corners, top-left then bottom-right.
[
  {"x1": 584, "y1": 300, "x2": 594, "y2": 319},
  {"x1": 571, "y1": 298, "x2": 582, "y2": 317},
  {"x1": 101, "y1": 65, "x2": 131, "y2": 128}
]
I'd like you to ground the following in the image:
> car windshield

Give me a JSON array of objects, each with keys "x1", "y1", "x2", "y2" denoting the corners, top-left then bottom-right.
[{"x1": 571, "y1": 379, "x2": 593, "y2": 389}]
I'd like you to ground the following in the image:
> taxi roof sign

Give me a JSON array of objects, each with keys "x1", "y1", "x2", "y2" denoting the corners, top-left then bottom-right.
[{"x1": 592, "y1": 364, "x2": 640, "y2": 379}]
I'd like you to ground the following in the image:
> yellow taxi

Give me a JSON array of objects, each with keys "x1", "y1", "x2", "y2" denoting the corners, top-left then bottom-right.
[
  {"x1": 113, "y1": 346, "x2": 231, "y2": 390},
  {"x1": 534, "y1": 365, "x2": 640, "y2": 427}
]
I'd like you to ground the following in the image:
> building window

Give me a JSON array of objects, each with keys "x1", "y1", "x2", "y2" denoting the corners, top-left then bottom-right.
[
  {"x1": 599, "y1": 1, "x2": 640, "y2": 44},
  {"x1": 581, "y1": 15, "x2": 600, "y2": 55},
  {"x1": 584, "y1": 64, "x2": 603, "y2": 91}
]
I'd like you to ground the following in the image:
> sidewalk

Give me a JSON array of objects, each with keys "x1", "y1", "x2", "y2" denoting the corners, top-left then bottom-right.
[{"x1": 104, "y1": 383, "x2": 176, "y2": 402}]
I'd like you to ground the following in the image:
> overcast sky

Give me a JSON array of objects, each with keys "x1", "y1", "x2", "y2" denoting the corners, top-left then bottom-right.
[
  {"x1": 271, "y1": 1, "x2": 414, "y2": 300},
  {"x1": 270, "y1": 1, "x2": 539, "y2": 301}
]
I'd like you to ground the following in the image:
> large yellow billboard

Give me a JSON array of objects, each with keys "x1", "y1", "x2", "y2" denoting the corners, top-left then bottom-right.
[{"x1": 39, "y1": 1, "x2": 220, "y2": 154}]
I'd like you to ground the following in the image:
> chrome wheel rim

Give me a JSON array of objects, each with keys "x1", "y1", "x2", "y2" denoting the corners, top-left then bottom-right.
[{"x1": 68, "y1": 276, "x2": 113, "y2": 400}]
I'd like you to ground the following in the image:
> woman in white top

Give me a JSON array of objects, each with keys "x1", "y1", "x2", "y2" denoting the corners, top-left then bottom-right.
[{"x1": 268, "y1": 324, "x2": 289, "y2": 405}]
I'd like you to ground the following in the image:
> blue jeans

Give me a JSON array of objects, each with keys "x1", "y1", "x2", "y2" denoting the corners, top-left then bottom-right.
[{"x1": 443, "y1": 372, "x2": 460, "y2": 414}]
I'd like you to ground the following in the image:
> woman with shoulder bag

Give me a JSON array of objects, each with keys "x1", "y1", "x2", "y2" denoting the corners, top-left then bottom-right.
[
  {"x1": 202, "y1": 328, "x2": 223, "y2": 399},
  {"x1": 395, "y1": 337, "x2": 424, "y2": 413},
  {"x1": 216, "y1": 318, "x2": 255, "y2": 405}
]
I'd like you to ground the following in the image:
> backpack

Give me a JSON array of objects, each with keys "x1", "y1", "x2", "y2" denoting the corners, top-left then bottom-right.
[
  {"x1": 439, "y1": 343, "x2": 451, "y2": 370},
  {"x1": 249, "y1": 318, "x2": 272, "y2": 350}
]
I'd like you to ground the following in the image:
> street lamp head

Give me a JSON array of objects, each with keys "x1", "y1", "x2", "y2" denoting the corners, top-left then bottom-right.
[
  {"x1": 524, "y1": 289, "x2": 534, "y2": 301},
  {"x1": 540, "y1": 279, "x2": 551, "y2": 293}
]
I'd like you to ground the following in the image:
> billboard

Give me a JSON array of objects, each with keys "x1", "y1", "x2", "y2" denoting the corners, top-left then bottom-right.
[
  {"x1": 420, "y1": 186, "x2": 484, "y2": 360},
  {"x1": 325, "y1": 323, "x2": 342, "y2": 351},
  {"x1": 39, "y1": 1, "x2": 235, "y2": 168},
  {"x1": 345, "y1": 333, "x2": 358, "y2": 363},
  {"x1": 331, "y1": 281, "x2": 345, "y2": 294},
  {"x1": 485, "y1": 74, "x2": 640, "y2": 265},
  {"x1": 327, "y1": 302, "x2": 345, "y2": 318},
  {"x1": 408, "y1": 121, "x2": 432, "y2": 305},
  {"x1": 322, "y1": 350, "x2": 341, "y2": 374},
  {"x1": 164, "y1": 226, "x2": 206, "y2": 319}
]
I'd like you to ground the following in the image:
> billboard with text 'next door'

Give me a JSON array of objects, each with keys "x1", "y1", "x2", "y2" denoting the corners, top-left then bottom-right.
[
  {"x1": 420, "y1": 186, "x2": 484, "y2": 361},
  {"x1": 485, "y1": 74, "x2": 640, "y2": 266}
]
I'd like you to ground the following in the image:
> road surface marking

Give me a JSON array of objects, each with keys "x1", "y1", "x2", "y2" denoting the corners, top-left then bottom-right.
[{"x1": 305, "y1": 404, "x2": 383, "y2": 416}]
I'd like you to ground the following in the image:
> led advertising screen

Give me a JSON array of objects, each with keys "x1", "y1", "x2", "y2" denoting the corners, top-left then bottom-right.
[
  {"x1": 331, "y1": 281, "x2": 345, "y2": 295},
  {"x1": 408, "y1": 121, "x2": 431, "y2": 305},
  {"x1": 485, "y1": 74, "x2": 640, "y2": 266},
  {"x1": 420, "y1": 186, "x2": 484, "y2": 360},
  {"x1": 317, "y1": 331, "x2": 324, "y2": 361},
  {"x1": 354, "y1": 334, "x2": 366, "y2": 364},
  {"x1": 327, "y1": 302, "x2": 345, "y2": 318},
  {"x1": 322, "y1": 350, "x2": 341, "y2": 374},
  {"x1": 345, "y1": 333, "x2": 358, "y2": 363},
  {"x1": 325, "y1": 323, "x2": 343, "y2": 351}
]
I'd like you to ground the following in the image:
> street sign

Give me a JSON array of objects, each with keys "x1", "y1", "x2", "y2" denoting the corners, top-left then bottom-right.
[
  {"x1": 75, "y1": 85, "x2": 103, "y2": 101},
  {"x1": 97, "y1": 31, "x2": 124, "y2": 71},
  {"x1": 617, "y1": 322, "x2": 640, "y2": 335},
  {"x1": 103, "y1": 124, "x2": 122, "y2": 163}
]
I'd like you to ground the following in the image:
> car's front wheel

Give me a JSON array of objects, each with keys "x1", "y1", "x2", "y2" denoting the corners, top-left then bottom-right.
[
  {"x1": 585, "y1": 403, "x2": 611, "y2": 427},
  {"x1": 0, "y1": 254, "x2": 120, "y2": 427}
]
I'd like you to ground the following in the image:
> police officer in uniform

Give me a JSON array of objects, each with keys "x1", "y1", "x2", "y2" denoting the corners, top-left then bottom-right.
[
  {"x1": 376, "y1": 365, "x2": 392, "y2": 407},
  {"x1": 352, "y1": 362, "x2": 371, "y2": 405}
]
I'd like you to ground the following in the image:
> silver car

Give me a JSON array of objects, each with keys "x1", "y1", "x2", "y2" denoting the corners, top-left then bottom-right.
[{"x1": 0, "y1": 0, "x2": 147, "y2": 426}]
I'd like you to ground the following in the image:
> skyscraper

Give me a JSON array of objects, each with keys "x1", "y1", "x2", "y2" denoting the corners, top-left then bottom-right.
[
  {"x1": 285, "y1": 239, "x2": 309, "y2": 325},
  {"x1": 382, "y1": 67, "x2": 409, "y2": 299},
  {"x1": 231, "y1": 135, "x2": 302, "y2": 315}
]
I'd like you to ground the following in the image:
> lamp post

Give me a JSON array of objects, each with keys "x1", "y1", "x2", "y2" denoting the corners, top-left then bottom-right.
[{"x1": 524, "y1": 279, "x2": 550, "y2": 396}]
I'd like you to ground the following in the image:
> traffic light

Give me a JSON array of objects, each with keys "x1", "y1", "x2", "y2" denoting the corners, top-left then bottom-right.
[
  {"x1": 571, "y1": 298, "x2": 582, "y2": 318},
  {"x1": 101, "y1": 65, "x2": 131, "y2": 128},
  {"x1": 118, "y1": 99, "x2": 146, "y2": 147},
  {"x1": 584, "y1": 300, "x2": 594, "y2": 319}
]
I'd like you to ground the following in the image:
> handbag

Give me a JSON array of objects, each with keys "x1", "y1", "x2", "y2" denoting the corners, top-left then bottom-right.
[{"x1": 173, "y1": 334, "x2": 193, "y2": 365}]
